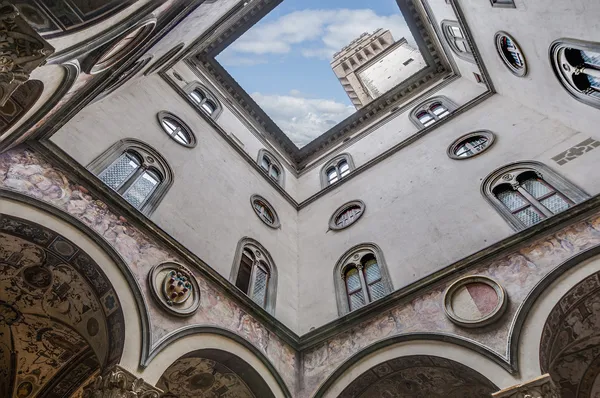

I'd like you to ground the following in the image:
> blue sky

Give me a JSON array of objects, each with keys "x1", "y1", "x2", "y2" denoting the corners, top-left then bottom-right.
[{"x1": 217, "y1": 0, "x2": 414, "y2": 147}]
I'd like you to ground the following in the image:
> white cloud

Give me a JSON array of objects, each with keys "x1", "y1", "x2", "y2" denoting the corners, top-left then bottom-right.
[
  {"x1": 228, "y1": 8, "x2": 413, "y2": 61},
  {"x1": 251, "y1": 92, "x2": 355, "y2": 147}
]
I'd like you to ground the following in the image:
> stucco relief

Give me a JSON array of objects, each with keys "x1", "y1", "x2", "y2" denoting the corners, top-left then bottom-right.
[
  {"x1": 0, "y1": 147, "x2": 298, "y2": 392},
  {"x1": 0, "y1": 216, "x2": 124, "y2": 398},
  {"x1": 540, "y1": 272, "x2": 600, "y2": 397}
]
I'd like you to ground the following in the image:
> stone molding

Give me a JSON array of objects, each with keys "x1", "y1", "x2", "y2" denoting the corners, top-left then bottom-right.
[
  {"x1": 0, "y1": 2, "x2": 54, "y2": 106},
  {"x1": 491, "y1": 374, "x2": 560, "y2": 398},
  {"x1": 82, "y1": 365, "x2": 162, "y2": 398}
]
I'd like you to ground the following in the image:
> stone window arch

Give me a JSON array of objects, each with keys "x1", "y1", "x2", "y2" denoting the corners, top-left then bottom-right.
[
  {"x1": 441, "y1": 20, "x2": 475, "y2": 63},
  {"x1": 184, "y1": 82, "x2": 223, "y2": 119},
  {"x1": 481, "y1": 161, "x2": 588, "y2": 231},
  {"x1": 409, "y1": 95, "x2": 457, "y2": 129},
  {"x1": 88, "y1": 139, "x2": 173, "y2": 216},
  {"x1": 230, "y1": 238, "x2": 277, "y2": 313},
  {"x1": 257, "y1": 149, "x2": 285, "y2": 187},
  {"x1": 550, "y1": 38, "x2": 600, "y2": 110},
  {"x1": 334, "y1": 243, "x2": 393, "y2": 315},
  {"x1": 144, "y1": 43, "x2": 185, "y2": 76},
  {"x1": 321, "y1": 153, "x2": 355, "y2": 188}
]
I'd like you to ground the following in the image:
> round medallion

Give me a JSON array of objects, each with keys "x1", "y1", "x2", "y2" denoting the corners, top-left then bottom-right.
[
  {"x1": 149, "y1": 263, "x2": 200, "y2": 317},
  {"x1": 21, "y1": 266, "x2": 53, "y2": 289},
  {"x1": 443, "y1": 276, "x2": 507, "y2": 328}
]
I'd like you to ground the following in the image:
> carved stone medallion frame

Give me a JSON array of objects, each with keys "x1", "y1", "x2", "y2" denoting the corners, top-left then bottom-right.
[{"x1": 149, "y1": 262, "x2": 200, "y2": 317}]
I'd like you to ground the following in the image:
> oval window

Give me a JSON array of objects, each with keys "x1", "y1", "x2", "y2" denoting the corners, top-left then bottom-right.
[
  {"x1": 495, "y1": 32, "x2": 527, "y2": 77},
  {"x1": 157, "y1": 111, "x2": 196, "y2": 148},
  {"x1": 251, "y1": 195, "x2": 280, "y2": 228},
  {"x1": 329, "y1": 200, "x2": 366, "y2": 230},
  {"x1": 448, "y1": 131, "x2": 495, "y2": 160}
]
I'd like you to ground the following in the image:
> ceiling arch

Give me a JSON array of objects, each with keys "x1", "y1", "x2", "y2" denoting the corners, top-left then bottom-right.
[{"x1": 0, "y1": 213, "x2": 125, "y2": 397}]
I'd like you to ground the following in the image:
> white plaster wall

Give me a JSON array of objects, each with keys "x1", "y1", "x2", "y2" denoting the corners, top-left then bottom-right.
[
  {"x1": 296, "y1": 77, "x2": 487, "y2": 202},
  {"x1": 165, "y1": 61, "x2": 299, "y2": 199},
  {"x1": 424, "y1": 0, "x2": 484, "y2": 85},
  {"x1": 296, "y1": 93, "x2": 600, "y2": 333},
  {"x1": 50, "y1": 74, "x2": 299, "y2": 331},
  {"x1": 458, "y1": 0, "x2": 600, "y2": 138}
]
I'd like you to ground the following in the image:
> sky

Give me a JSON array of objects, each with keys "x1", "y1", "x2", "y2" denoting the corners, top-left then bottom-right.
[{"x1": 217, "y1": 0, "x2": 415, "y2": 148}]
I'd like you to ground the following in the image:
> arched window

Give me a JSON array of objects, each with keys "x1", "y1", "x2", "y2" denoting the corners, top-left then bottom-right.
[
  {"x1": 144, "y1": 43, "x2": 185, "y2": 76},
  {"x1": 320, "y1": 154, "x2": 355, "y2": 188},
  {"x1": 230, "y1": 238, "x2": 277, "y2": 313},
  {"x1": 257, "y1": 149, "x2": 285, "y2": 187},
  {"x1": 334, "y1": 244, "x2": 393, "y2": 315},
  {"x1": 482, "y1": 161, "x2": 589, "y2": 231},
  {"x1": 0, "y1": 80, "x2": 43, "y2": 135},
  {"x1": 88, "y1": 139, "x2": 173, "y2": 215},
  {"x1": 184, "y1": 82, "x2": 222, "y2": 119},
  {"x1": 410, "y1": 96, "x2": 457, "y2": 129},
  {"x1": 550, "y1": 39, "x2": 600, "y2": 110},
  {"x1": 441, "y1": 20, "x2": 475, "y2": 63}
]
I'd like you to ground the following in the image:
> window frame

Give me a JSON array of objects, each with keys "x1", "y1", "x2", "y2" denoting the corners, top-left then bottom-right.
[
  {"x1": 250, "y1": 195, "x2": 281, "y2": 229},
  {"x1": 257, "y1": 149, "x2": 285, "y2": 187},
  {"x1": 320, "y1": 154, "x2": 355, "y2": 189},
  {"x1": 490, "y1": 0, "x2": 516, "y2": 8},
  {"x1": 156, "y1": 111, "x2": 197, "y2": 148},
  {"x1": 440, "y1": 20, "x2": 475, "y2": 63},
  {"x1": 495, "y1": 31, "x2": 527, "y2": 77},
  {"x1": 334, "y1": 243, "x2": 393, "y2": 316},
  {"x1": 230, "y1": 238, "x2": 278, "y2": 314},
  {"x1": 447, "y1": 131, "x2": 496, "y2": 160},
  {"x1": 329, "y1": 200, "x2": 366, "y2": 231},
  {"x1": 409, "y1": 95, "x2": 458, "y2": 129},
  {"x1": 88, "y1": 139, "x2": 173, "y2": 216},
  {"x1": 550, "y1": 38, "x2": 600, "y2": 110},
  {"x1": 183, "y1": 82, "x2": 223, "y2": 119},
  {"x1": 481, "y1": 161, "x2": 589, "y2": 231}
]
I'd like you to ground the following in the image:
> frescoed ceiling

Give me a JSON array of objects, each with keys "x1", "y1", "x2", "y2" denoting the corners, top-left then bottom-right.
[
  {"x1": 338, "y1": 355, "x2": 497, "y2": 398},
  {"x1": 158, "y1": 357, "x2": 256, "y2": 398},
  {"x1": 541, "y1": 271, "x2": 600, "y2": 397},
  {"x1": 0, "y1": 215, "x2": 124, "y2": 398}
]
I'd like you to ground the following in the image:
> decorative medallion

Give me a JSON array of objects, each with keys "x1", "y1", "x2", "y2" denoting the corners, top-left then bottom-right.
[
  {"x1": 443, "y1": 275, "x2": 507, "y2": 328},
  {"x1": 21, "y1": 265, "x2": 52, "y2": 289},
  {"x1": 149, "y1": 263, "x2": 200, "y2": 317}
]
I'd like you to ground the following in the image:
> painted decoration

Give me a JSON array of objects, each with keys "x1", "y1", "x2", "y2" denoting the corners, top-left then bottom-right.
[{"x1": 443, "y1": 276, "x2": 507, "y2": 328}]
